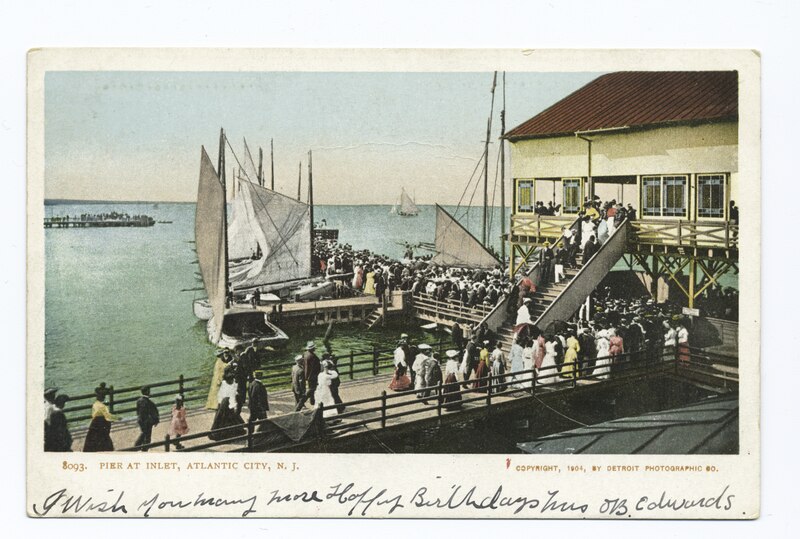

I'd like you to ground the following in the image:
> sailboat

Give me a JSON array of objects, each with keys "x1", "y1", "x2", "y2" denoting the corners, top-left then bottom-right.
[
  {"x1": 428, "y1": 72, "x2": 504, "y2": 270},
  {"x1": 430, "y1": 204, "x2": 500, "y2": 269},
  {"x1": 194, "y1": 129, "x2": 290, "y2": 349},
  {"x1": 393, "y1": 187, "x2": 419, "y2": 216}
]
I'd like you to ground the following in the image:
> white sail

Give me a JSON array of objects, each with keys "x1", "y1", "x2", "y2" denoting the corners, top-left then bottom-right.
[
  {"x1": 430, "y1": 204, "x2": 500, "y2": 269},
  {"x1": 398, "y1": 188, "x2": 419, "y2": 215},
  {"x1": 227, "y1": 180, "x2": 311, "y2": 289},
  {"x1": 194, "y1": 147, "x2": 227, "y2": 342}
]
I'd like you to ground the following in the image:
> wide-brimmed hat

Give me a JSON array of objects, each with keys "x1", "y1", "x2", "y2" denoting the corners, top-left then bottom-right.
[
  {"x1": 400, "y1": 333, "x2": 409, "y2": 339},
  {"x1": 294, "y1": 354, "x2": 304, "y2": 364},
  {"x1": 418, "y1": 343, "x2": 432, "y2": 351},
  {"x1": 44, "y1": 387, "x2": 58, "y2": 400},
  {"x1": 305, "y1": 341, "x2": 316, "y2": 350},
  {"x1": 445, "y1": 349, "x2": 459, "y2": 358}
]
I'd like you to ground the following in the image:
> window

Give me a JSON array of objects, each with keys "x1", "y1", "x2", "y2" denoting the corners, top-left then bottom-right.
[
  {"x1": 517, "y1": 180, "x2": 534, "y2": 213},
  {"x1": 640, "y1": 175, "x2": 688, "y2": 217},
  {"x1": 642, "y1": 177, "x2": 661, "y2": 216},
  {"x1": 562, "y1": 178, "x2": 582, "y2": 214},
  {"x1": 662, "y1": 176, "x2": 687, "y2": 217},
  {"x1": 697, "y1": 174, "x2": 726, "y2": 218}
]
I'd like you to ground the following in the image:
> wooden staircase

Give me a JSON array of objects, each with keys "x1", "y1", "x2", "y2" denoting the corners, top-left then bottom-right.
[
  {"x1": 362, "y1": 308, "x2": 383, "y2": 329},
  {"x1": 495, "y1": 253, "x2": 585, "y2": 348},
  {"x1": 526, "y1": 254, "x2": 583, "y2": 324}
]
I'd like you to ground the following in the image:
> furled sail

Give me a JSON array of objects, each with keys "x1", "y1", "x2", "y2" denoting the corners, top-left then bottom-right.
[
  {"x1": 430, "y1": 204, "x2": 500, "y2": 269},
  {"x1": 399, "y1": 188, "x2": 419, "y2": 215},
  {"x1": 227, "y1": 180, "x2": 311, "y2": 289},
  {"x1": 195, "y1": 147, "x2": 228, "y2": 342}
]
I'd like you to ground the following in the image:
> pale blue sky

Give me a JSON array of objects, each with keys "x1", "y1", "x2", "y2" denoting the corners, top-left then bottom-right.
[{"x1": 45, "y1": 71, "x2": 601, "y2": 204}]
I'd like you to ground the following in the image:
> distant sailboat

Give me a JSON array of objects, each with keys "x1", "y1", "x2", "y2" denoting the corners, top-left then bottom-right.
[{"x1": 394, "y1": 187, "x2": 419, "y2": 216}]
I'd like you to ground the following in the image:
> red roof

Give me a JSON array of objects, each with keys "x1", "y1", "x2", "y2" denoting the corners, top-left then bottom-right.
[{"x1": 505, "y1": 71, "x2": 738, "y2": 140}]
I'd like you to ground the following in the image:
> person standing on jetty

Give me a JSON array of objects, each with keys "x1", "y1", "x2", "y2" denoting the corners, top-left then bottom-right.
[
  {"x1": 390, "y1": 336, "x2": 412, "y2": 391},
  {"x1": 413, "y1": 343, "x2": 433, "y2": 402},
  {"x1": 169, "y1": 396, "x2": 188, "y2": 450},
  {"x1": 83, "y1": 385, "x2": 118, "y2": 452},
  {"x1": 44, "y1": 387, "x2": 58, "y2": 426},
  {"x1": 451, "y1": 322, "x2": 465, "y2": 352},
  {"x1": 135, "y1": 386, "x2": 160, "y2": 451},
  {"x1": 295, "y1": 341, "x2": 321, "y2": 411},
  {"x1": 45, "y1": 394, "x2": 72, "y2": 452},
  {"x1": 209, "y1": 372, "x2": 245, "y2": 441},
  {"x1": 291, "y1": 355, "x2": 306, "y2": 406},
  {"x1": 247, "y1": 372, "x2": 269, "y2": 422}
]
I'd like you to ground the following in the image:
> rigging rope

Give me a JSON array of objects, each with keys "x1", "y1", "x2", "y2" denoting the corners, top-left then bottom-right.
[
  {"x1": 224, "y1": 136, "x2": 303, "y2": 271},
  {"x1": 533, "y1": 396, "x2": 589, "y2": 427},
  {"x1": 487, "y1": 139, "x2": 502, "y2": 241}
]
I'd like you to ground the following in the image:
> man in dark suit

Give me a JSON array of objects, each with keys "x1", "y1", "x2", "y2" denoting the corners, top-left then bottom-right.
[
  {"x1": 135, "y1": 386, "x2": 159, "y2": 451},
  {"x1": 295, "y1": 341, "x2": 321, "y2": 411},
  {"x1": 583, "y1": 235, "x2": 599, "y2": 263},
  {"x1": 247, "y1": 372, "x2": 269, "y2": 422}
]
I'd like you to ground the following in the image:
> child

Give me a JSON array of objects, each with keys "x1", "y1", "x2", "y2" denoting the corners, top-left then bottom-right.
[{"x1": 169, "y1": 396, "x2": 189, "y2": 450}]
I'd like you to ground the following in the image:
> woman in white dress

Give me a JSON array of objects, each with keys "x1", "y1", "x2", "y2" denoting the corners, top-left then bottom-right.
[
  {"x1": 663, "y1": 321, "x2": 677, "y2": 361},
  {"x1": 521, "y1": 339, "x2": 535, "y2": 388},
  {"x1": 594, "y1": 329, "x2": 612, "y2": 379},
  {"x1": 508, "y1": 340, "x2": 525, "y2": 389},
  {"x1": 315, "y1": 360, "x2": 340, "y2": 418},
  {"x1": 538, "y1": 337, "x2": 558, "y2": 385},
  {"x1": 580, "y1": 217, "x2": 596, "y2": 249}
]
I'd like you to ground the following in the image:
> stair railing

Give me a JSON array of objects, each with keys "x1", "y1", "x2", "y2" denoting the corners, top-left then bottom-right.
[{"x1": 534, "y1": 219, "x2": 630, "y2": 330}]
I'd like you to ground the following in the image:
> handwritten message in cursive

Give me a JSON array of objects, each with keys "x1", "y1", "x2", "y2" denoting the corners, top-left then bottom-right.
[{"x1": 31, "y1": 482, "x2": 737, "y2": 518}]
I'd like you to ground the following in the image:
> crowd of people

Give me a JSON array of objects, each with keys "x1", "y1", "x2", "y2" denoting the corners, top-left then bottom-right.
[
  {"x1": 44, "y1": 382, "x2": 192, "y2": 453},
  {"x1": 312, "y1": 239, "x2": 513, "y2": 314},
  {"x1": 48, "y1": 193, "x2": 741, "y2": 451},
  {"x1": 386, "y1": 286, "x2": 695, "y2": 406},
  {"x1": 46, "y1": 211, "x2": 154, "y2": 223}
]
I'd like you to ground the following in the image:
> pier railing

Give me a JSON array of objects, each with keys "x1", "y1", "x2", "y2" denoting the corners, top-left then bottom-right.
[
  {"x1": 410, "y1": 292, "x2": 497, "y2": 326},
  {"x1": 116, "y1": 346, "x2": 737, "y2": 453},
  {"x1": 60, "y1": 339, "x2": 454, "y2": 427},
  {"x1": 629, "y1": 219, "x2": 739, "y2": 250},
  {"x1": 256, "y1": 339, "x2": 452, "y2": 391},
  {"x1": 61, "y1": 375, "x2": 207, "y2": 426}
]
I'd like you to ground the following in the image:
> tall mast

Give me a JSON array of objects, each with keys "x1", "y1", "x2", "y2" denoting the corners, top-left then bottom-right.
[
  {"x1": 500, "y1": 71, "x2": 506, "y2": 263},
  {"x1": 270, "y1": 138, "x2": 275, "y2": 190},
  {"x1": 483, "y1": 71, "x2": 497, "y2": 247},
  {"x1": 218, "y1": 128, "x2": 229, "y2": 290},
  {"x1": 257, "y1": 147, "x2": 264, "y2": 187},
  {"x1": 308, "y1": 150, "x2": 314, "y2": 274},
  {"x1": 297, "y1": 161, "x2": 302, "y2": 201}
]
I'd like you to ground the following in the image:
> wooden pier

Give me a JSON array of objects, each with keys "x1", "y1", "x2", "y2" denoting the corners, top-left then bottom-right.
[
  {"x1": 44, "y1": 216, "x2": 155, "y2": 228},
  {"x1": 63, "y1": 347, "x2": 737, "y2": 453},
  {"x1": 265, "y1": 292, "x2": 406, "y2": 327}
]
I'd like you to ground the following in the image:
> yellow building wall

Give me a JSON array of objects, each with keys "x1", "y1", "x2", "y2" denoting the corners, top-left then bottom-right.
[{"x1": 510, "y1": 121, "x2": 739, "y2": 205}]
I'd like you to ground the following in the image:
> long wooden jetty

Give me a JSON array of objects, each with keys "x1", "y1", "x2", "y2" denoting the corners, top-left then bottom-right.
[
  {"x1": 44, "y1": 215, "x2": 155, "y2": 228},
  {"x1": 62, "y1": 346, "x2": 737, "y2": 453}
]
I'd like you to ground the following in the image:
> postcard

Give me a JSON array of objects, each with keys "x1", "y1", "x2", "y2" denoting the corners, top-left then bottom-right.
[{"x1": 27, "y1": 48, "x2": 760, "y2": 518}]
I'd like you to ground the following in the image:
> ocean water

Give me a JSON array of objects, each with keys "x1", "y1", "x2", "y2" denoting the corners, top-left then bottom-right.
[{"x1": 44, "y1": 202, "x2": 508, "y2": 395}]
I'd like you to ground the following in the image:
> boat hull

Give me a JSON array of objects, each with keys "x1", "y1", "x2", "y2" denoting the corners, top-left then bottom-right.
[
  {"x1": 193, "y1": 298, "x2": 213, "y2": 320},
  {"x1": 208, "y1": 310, "x2": 290, "y2": 349},
  {"x1": 294, "y1": 280, "x2": 335, "y2": 301}
]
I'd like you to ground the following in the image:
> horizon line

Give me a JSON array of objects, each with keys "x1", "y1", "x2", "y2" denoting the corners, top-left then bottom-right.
[{"x1": 44, "y1": 198, "x2": 513, "y2": 208}]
